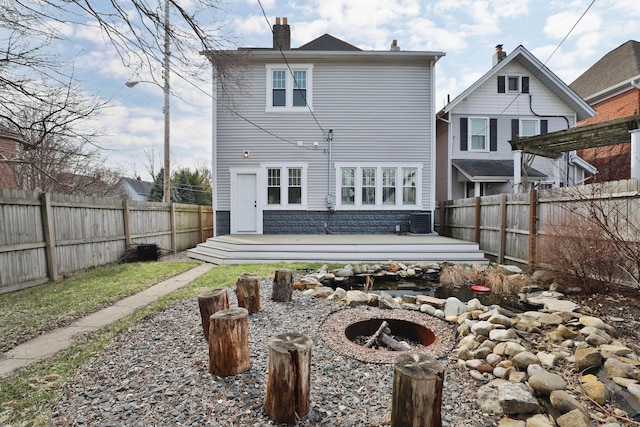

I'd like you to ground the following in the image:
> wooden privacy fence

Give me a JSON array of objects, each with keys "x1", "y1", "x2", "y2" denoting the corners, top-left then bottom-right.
[
  {"x1": 435, "y1": 179, "x2": 640, "y2": 267},
  {"x1": 0, "y1": 189, "x2": 213, "y2": 294}
]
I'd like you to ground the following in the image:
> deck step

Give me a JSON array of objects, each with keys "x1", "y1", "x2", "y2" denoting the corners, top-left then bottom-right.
[{"x1": 187, "y1": 234, "x2": 488, "y2": 265}]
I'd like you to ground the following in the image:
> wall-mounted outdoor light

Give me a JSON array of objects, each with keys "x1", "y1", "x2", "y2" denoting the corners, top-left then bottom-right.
[{"x1": 243, "y1": 150, "x2": 250, "y2": 158}]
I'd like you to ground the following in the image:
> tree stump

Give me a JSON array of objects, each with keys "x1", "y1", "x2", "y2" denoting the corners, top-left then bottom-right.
[
  {"x1": 235, "y1": 273, "x2": 260, "y2": 314},
  {"x1": 272, "y1": 268, "x2": 294, "y2": 302},
  {"x1": 208, "y1": 308, "x2": 250, "y2": 376},
  {"x1": 391, "y1": 352, "x2": 445, "y2": 427},
  {"x1": 197, "y1": 289, "x2": 229, "y2": 341},
  {"x1": 264, "y1": 333, "x2": 312, "y2": 424}
]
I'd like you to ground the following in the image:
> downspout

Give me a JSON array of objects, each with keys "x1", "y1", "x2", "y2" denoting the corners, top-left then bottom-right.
[{"x1": 211, "y1": 64, "x2": 218, "y2": 236}]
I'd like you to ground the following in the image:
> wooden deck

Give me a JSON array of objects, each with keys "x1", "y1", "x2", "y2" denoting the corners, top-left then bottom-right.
[{"x1": 187, "y1": 234, "x2": 488, "y2": 265}]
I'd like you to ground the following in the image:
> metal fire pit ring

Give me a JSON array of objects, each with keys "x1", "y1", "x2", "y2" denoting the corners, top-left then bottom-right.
[{"x1": 320, "y1": 306, "x2": 456, "y2": 364}]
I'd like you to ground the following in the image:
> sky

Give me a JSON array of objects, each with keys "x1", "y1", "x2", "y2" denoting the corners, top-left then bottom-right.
[{"x1": 58, "y1": 0, "x2": 640, "y2": 181}]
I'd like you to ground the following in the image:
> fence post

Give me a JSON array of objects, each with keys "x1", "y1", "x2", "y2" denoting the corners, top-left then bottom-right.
[
  {"x1": 122, "y1": 199, "x2": 131, "y2": 247},
  {"x1": 199, "y1": 205, "x2": 204, "y2": 243},
  {"x1": 528, "y1": 189, "x2": 538, "y2": 268},
  {"x1": 170, "y1": 202, "x2": 177, "y2": 253},
  {"x1": 439, "y1": 200, "x2": 445, "y2": 235},
  {"x1": 40, "y1": 192, "x2": 59, "y2": 282},
  {"x1": 499, "y1": 194, "x2": 507, "y2": 264},
  {"x1": 474, "y1": 196, "x2": 481, "y2": 244}
]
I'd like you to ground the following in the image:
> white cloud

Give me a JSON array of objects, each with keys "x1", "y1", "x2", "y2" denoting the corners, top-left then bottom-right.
[{"x1": 543, "y1": 10, "x2": 601, "y2": 40}]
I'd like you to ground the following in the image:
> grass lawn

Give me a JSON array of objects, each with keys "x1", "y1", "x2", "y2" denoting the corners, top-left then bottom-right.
[{"x1": 0, "y1": 261, "x2": 326, "y2": 426}]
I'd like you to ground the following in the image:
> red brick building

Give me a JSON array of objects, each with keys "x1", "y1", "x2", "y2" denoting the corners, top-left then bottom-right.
[{"x1": 570, "y1": 40, "x2": 640, "y2": 182}]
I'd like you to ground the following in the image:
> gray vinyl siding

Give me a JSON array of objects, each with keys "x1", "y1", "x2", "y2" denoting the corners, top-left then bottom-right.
[{"x1": 215, "y1": 57, "x2": 434, "y2": 212}]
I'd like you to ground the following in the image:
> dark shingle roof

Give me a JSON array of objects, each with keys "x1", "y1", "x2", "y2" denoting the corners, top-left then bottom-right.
[
  {"x1": 122, "y1": 177, "x2": 153, "y2": 196},
  {"x1": 570, "y1": 40, "x2": 640, "y2": 98},
  {"x1": 452, "y1": 159, "x2": 547, "y2": 179},
  {"x1": 296, "y1": 34, "x2": 362, "y2": 51}
]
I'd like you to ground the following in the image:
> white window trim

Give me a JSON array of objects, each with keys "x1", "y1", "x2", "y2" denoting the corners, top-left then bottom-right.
[
  {"x1": 469, "y1": 117, "x2": 489, "y2": 152},
  {"x1": 260, "y1": 163, "x2": 308, "y2": 210},
  {"x1": 519, "y1": 118, "x2": 539, "y2": 137},
  {"x1": 265, "y1": 64, "x2": 314, "y2": 112},
  {"x1": 334, "y1": 163, "x2": 422, "y2": 210}
]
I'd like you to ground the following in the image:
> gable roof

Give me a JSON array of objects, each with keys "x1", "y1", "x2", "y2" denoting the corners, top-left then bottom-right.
[
  {"x1": 297, "y1": 34, "x2": 362, "y2": 51},
  {"x1": 121, "y1": 177, "x2": 153, "y2": 196},
  {"x1": 569, "y1": 40, "x2": 640, "y2": 101},
  {"x1": 441, "y1": 45, "x2": 595, "y2": 122}
]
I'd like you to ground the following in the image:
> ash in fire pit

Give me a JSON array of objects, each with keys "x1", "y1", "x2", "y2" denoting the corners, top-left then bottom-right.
[
  {"x1": 320, "y1": 307, "x2": 455, "y2": 364},
  {"x1": 346, "y1": 319, "x2": 435, "y2": 352}
]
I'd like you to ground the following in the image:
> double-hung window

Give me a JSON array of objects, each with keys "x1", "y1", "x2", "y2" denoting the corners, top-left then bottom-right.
[
  {"x1": 265, "y1": 164, "x2": 307, "y2": 208},
  {"x1": 470, "y1": 118, "x2": 488, "y2": 151},
  {"x1": 336, "y1": 164, "x2": 421, "y2": 208},
  {"x1": 266, "y1": 64, "x2": 313, "y2": 111}
]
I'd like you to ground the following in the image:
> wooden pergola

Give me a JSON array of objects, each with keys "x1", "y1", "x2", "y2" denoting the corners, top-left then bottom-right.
[{"x1": 510, "y1": 114, "x2": 640, "y2": 158}]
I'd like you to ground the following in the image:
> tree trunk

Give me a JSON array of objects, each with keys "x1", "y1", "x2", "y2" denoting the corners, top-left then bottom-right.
[
  {"x1": 208, "y1": 307, "x2": 250, "y2": 376},
  {"x1": 272, "y1": 268, "x2": 294, "y2": 302},
  {"x1": 235, "y1": 273, "x2": 260, "y2": 314},
  {"x1": 264, "y1": 333, "x2": 312, "y2": 424},
  {"x1": 197, "y1": 289, "x2": 229, "y2": 341},
  {"x1": 391, "y1": 353, "x2": 445, "y2": 427}
]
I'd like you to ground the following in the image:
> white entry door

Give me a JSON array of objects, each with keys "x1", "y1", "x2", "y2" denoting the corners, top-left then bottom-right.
[{"x1": 235, "y1": 173, "x2": 258, "y2": 233}]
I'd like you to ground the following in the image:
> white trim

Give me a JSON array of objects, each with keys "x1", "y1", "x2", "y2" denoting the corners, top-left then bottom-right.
[
  {"x1": 265, "y1": 64, "x2": 314, "y2": 112},
  {"x1": 334, "y1": 163, "x2": 423, "y2": 209},
  {"x1": 260, "y1": 162, "x2": 309, "y2": 210},
  {"x1": 519, "y1": 118, "x2": 539, "y2": 137}
]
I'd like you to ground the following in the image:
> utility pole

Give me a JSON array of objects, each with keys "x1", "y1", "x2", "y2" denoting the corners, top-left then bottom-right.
[{"x1": 163, "y1": 0, "x2": 171, "y2": 203}]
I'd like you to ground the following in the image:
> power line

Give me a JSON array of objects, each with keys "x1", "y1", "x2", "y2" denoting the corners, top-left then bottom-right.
[{"x1": 256, "y1": 0, "x2": 328, "y2": 138}]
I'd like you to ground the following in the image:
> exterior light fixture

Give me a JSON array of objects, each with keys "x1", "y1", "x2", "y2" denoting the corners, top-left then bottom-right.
[{"x1": 243, "y1": 150, "x2": 250, "y2": 158}]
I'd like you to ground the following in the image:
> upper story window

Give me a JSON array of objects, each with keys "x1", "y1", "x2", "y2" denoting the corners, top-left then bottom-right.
[
  {"x1": 497, "y1": 75, "x2": 529, "y2": 94},
  {"x1": 470, "y1": 118, "x2": 488, "y2": 151},
  {"x1": 508, "y1": 76, "x2": 519, "y2": 92},
  {"x1": 264, "y1": 164, "x2": 307, "y2": 208},
  {"x1": 336, "y1": 164, "x2": 421, "y2": 209},
  {"x1": 266, "y1": 64, "x2": 313, "y2": 111}
]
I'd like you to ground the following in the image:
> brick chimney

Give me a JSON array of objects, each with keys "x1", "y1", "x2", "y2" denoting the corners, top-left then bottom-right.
[
  {"x1": 390, "y1": 39, "x2": 400, "y2": 51},
  {"x1": 273, "y1": 17, "x2": 291, "y2": 50},
  {"x1": 492, "y1": 44, "x2": 507, "y2": 66}
]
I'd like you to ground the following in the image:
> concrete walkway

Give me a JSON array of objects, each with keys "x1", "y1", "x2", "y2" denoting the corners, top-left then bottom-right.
[{"x1": 0, "y1": 263, "x2": 214, "y2": 378}]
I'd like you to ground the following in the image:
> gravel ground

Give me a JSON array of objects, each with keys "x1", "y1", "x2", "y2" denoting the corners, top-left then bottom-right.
[{"x1": 50, "y1": 278, "x2": 499, "y2": 427}]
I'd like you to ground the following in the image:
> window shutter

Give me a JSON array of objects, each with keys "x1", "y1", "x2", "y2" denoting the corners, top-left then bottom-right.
[
  {"x1": 460, "y1": 117, "x2": 468, "y2": 151},
  {"x1": 511, "y1": 119, "x2": 519, "y2": 140},
  {"x1": 522, "y1": 76, "x2": 530, "y2": 94},
  {"x1": 541, "y1": 119, "x2": 548, "y2": 134},
  {"x1": 490, "y1": 119, "x2": 498, "y2": 151},
  {"x1": 497, "y1": 76, "x2": 505, "y2": 93}
]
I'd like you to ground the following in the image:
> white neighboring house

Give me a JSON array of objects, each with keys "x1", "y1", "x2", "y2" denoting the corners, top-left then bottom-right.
[
  {"x1": 436, "y1": 45, "x2": 596, "y2": 201},
  {"x1": 119, "y1": 177, "x2": 153, "y2": 201},
  {"x1": 202, "y1": 18, "x2": 445, "y2": 235}
]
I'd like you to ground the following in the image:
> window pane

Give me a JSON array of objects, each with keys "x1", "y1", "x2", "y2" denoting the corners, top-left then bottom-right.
[
  {"x1": 293, "y1": 71, "x2": 306, "y2": 89},
  {"x1": 293, "y1": 89, "x2": 306, "y2": 106},
  {"x1": 288, "y1": 168, "x2": 302, "y2": 204},
  {"x1": 272, "y1": 71, "x2": 286, "y2": 106},
  {"x1": 508, "y1": 76, "x2": 519, "y2": 91},
  {"x1": 341, "y1": 168, "x2": 355, "y2": 204},
  {"x1": 521, "y1": 120, "x2": 537, "y2": 137},
  {"x1": 268, "y1": 168, "x2": 281, "y2": 204},
  {"x1": 470, "y1": 119, "x2": 487, "y2": 150},
  {"x1": 382, "y1": 168, "x2": 395, "y2": 205},
  {"x1": 402, "y1": 168, "x2": 416, "y2": 204},
  {"x1": 273, "y1": 89, "x2": 285, "y2": 106},
  {"x1": 362, "y1": 168, "x2": 375, "y2": 205}
]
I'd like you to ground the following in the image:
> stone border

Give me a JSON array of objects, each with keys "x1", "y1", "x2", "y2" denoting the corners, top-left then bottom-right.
[{"x1": 320, "y1": 306, "x2": 456, "y2": 364}]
